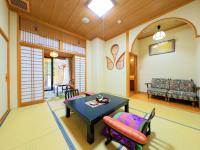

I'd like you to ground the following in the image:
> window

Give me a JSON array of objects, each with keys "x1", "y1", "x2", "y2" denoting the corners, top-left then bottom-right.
[
  {"x1": 75, "y1": 56, "x2": 85, "y2": 92},
  {"x1": 53, "y1": 59, "x2": 71, "y2": 85},
  {"x1": 63, "y1": 42, "x2": 85, "y2": 54},
  {"x1": 20, "y1": 30, "x2": 59, "y2": 49}
]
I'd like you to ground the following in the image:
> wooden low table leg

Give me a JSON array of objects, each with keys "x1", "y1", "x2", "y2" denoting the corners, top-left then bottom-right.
[
  {"x1": 87, "y1": 123, "x2": 94, "y2": 144},
  {"x1": 125, "y1": 102, "x2": 129, "y2": 112},
  {"x1": 57, "y1": 86, "x2": 59, "y2": 96},
  {"x1": 66, "y1": 106, "x2": 70, "y2": 118}
]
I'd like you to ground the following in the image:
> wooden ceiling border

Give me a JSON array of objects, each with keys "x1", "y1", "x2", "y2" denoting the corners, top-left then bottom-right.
[{"x1": 137, "y1": 23, "x2": 187, "y2": 40}]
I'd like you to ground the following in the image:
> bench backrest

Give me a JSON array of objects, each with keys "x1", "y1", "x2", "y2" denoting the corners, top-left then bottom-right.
[
  {"x1": 170, "y1": 79, "x2": 195, "y2": 92},
  {"x1": 151, "y1": 78, "x2": 170, "y2": 89}
]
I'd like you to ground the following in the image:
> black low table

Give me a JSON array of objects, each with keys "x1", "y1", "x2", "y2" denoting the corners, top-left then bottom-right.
[{"x1": 65, "y1": 93, "x2": 129, "y2": 144}]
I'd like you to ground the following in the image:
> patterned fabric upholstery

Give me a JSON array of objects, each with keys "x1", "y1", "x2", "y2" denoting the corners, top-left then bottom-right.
[
  {"x1": 170, "y1": 79, "x2": 194, "y2": 92},
  {"x1": 147, "y1": 88, "x2": 168, "y2": 97},
  {"x1": 167, "y1": 90, "x2": 196, "y2": 101},
  {"x1": 103, "y1": 112, "x2": 146, "y2": 150},
  {"x1": 168, "y1": 80, "x2": 197, "y2": 101},
  {"x1": 151, "y1": 78, "x2": 170, "y2": 89},
  {"x1": 147, "y1": 78, "x2": 169, "y2": 98}
]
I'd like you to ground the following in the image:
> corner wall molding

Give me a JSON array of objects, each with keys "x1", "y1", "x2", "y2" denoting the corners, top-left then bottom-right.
[{"x1": 0, "y1": 27, "x2": 9, "y2": 41}]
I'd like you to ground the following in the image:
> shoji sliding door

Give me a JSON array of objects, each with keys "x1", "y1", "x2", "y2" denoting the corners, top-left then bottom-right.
[
  {"x1": 75, "y1": 56, "x2": 86, "y2": 92},
  {"x1": 0, "y1": 34, "x2": 9, "y2": 122},
  {"x1": 20, "y1": 46, "x2": 44, "y2": 106}
]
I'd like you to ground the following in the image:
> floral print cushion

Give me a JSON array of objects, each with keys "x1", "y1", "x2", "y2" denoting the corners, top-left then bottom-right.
[
  {"x1": 147, "y1": 88, "x2": 168, "y2": 97},
  {"x1": 151, "y1": 78, "x2": 170, "y2": 89},
  {"x1": 167, "y1": 90, "x2": 196, "y2": 101}
]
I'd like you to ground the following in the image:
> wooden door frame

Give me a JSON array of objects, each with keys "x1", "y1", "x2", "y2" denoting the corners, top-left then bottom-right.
[{"x1": 129, "y1": 52, "x2": 138, "y2": 93}]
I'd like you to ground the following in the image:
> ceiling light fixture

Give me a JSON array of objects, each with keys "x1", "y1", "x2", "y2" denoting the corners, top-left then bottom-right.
[
  {"x1": 88, "y1": 0, "x2": 114, "y2": 17},
  {"x1": 153, "y1": 25, "x2": 166, "y2": 41},
  {"x1": 117, "y1": 19, "x2": 122, "y2": 24},
  {"x1": 82, "y1": 17, "x2": 90, "y2": 24},
  {"x1": 50, "y1": 51, "x2": 58, "y2": 58}
]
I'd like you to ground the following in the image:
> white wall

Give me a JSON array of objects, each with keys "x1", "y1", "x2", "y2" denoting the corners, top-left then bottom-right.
[
  {"x1": 86, "y1": 38, "x2": 106, "y2": 93},
  {"x1": 9, "y1": 11, "x2": 18, "y2": 108},
  {"x1": 104, "y1": 33, "x2": 127, "y2": 96},
  {"x1": 134, "y1": 25, "x2": 197, "y2": 92}
]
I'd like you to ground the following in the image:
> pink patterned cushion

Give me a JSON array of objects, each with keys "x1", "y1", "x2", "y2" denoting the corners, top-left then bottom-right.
[
  {"x1": 103, "y1": 116, "x2": 147, "y2": 145},
  {"x1": 84, "y1": 92, "x2": 95, "y2": 96},
  {"x1": 64, "y1": 96, "x2": 82, "y2": 103}
]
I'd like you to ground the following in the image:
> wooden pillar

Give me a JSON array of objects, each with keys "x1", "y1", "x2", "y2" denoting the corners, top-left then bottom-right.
[{"x1": 126, "y1": 31, "x2": 130, "y2": 97}]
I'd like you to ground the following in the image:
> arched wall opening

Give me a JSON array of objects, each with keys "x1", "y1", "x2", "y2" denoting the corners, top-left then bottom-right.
[{"x1": 128, "y1": 17, "x2": 199, "y2": 95}]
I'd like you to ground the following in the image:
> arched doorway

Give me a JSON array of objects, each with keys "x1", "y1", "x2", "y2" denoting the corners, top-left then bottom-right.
[{"x1": 127, "y1": 17, "x2": 199, "y2": 97}]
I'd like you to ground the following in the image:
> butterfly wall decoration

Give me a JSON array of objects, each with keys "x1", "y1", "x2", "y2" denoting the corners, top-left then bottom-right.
[{"x1": 106, "y1": 44, "x2": 125, "y2": 70}]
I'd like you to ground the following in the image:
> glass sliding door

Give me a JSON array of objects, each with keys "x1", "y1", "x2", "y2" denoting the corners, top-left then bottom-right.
[{"x1": 44, "y1": 58, "x2": 53, "y2": 91}]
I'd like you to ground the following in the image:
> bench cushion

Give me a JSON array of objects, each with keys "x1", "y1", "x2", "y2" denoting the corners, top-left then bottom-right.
[
  {"x1": 167, "y1": 90, "x2": 197, "y2": 101},
  {"x1": 147, "y1": 88, "x2": 168, "y2": 97}
]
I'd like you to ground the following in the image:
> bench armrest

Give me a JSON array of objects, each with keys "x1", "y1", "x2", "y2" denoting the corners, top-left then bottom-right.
[
  {"x1": 194, "y1": 86, "x2": 200, "y2": 93},
  {"x1": 103, "y1": 116, "x2": 148, "y2": 145},
  {"x1": 196, "y1": 87, "x2": 200, "y2": 90},
  {"x1": 145, "y1": 83, "x2": 151, "y2": 88}
]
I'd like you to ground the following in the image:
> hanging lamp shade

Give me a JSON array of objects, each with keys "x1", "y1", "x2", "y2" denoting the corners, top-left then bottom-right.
[
  {"x1": 50, "y1": 51, "x2": 58, "y2": 58},
  {"x1": 153, "y1": 25, "x2": 166, "y2": 41}
]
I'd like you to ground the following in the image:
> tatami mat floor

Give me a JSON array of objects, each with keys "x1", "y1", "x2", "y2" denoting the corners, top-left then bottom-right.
[
  {"x1": 0, "y1": 93, "x2": 200, "y2": 150},
  {"x1": 0, "y1": 103, "x2": 69, "y2": 150}
]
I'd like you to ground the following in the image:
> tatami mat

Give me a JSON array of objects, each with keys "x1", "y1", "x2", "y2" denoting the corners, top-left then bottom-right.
[
  {"x1": 0, "y1": 103, "x2": 69, "y2": 150},
  {"x1": 1, "y1": 94, "x2": 200, "y2": 150},
  {"x1": 48, "y1": 94, "x2": 200, "y2": 150}
]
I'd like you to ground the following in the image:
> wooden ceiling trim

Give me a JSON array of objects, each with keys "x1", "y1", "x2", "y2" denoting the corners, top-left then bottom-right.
[{"x1": 138, "y1": 23, "x2": 187, "y2": 40}]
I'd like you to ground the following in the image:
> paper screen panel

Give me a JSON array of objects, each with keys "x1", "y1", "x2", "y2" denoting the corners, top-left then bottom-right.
[
  {"x1": 21, "y1": 30, "x2": 59, "y2": 49},
  {"x1": 20, "y1": 46, "x2": 43, "y2": 103},
  {"x1": 75, "y1": 56, "x2": 85, "y2": 92},
  {"x1": 21, "y1": 46, "x2": 32, "y2": 103},
  {"x1": 33, "y1": 48, "x2": 43, "y2": 101}
]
